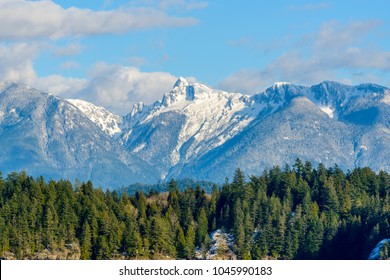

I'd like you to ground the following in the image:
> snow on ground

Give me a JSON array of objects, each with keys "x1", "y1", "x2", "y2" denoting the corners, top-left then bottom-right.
[
  {"x1": 383, "y1": 91, "x2": 390, "y2": 105},
  {"x1": 67, "y1": 99, "x2": 123, "y2": 137},
  {"x1": 319, "y1": 106, "x2": 335, "y2": 118},
  {"x1": 195, "y1": 229, "x2": 236, "y2": 260},
  {"x1": 130, "y1": 78, "x2": 262, "y2": 165}
]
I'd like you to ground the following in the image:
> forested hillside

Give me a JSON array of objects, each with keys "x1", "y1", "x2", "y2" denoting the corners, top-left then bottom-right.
[{"x1": 0, "y1": 160, "x2": 389, "y2": 260}]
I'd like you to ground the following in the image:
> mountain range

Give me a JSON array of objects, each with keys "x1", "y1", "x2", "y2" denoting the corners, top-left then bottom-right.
[{"x1": 0, "y1": 78, "x2": 389, "y2": 188}]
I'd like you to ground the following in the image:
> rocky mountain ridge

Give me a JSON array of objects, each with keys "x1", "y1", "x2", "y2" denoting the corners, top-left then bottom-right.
[{"x1": 0, "y1": 78, "x2": 389, "y2": 186}]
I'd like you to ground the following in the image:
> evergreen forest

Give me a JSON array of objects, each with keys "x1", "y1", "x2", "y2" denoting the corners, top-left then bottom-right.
[{"x1": 0, "y1": 160, "x2": 389, "y2": 260}]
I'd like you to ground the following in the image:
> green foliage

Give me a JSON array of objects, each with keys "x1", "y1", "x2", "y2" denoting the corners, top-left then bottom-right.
[
  {"x1": 0, "y1": 162, "x2": 389, "y2": 260},
  {"x1": 195, "y1": 207, "x2": 209, "y2": 247}
]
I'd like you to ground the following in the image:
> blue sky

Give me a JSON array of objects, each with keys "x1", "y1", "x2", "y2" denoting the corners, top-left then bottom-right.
[{"x1": 0, "y1": 0, "x2": 389, "y2": 114}]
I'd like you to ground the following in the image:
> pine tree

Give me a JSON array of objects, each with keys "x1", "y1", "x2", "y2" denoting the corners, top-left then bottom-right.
[
  {"x1": 80, "y1": 221, "x2": 92, "y2": 259},
  {"x1": 175, "y1": 226, "x2": 186, "y2": 259},
  {"x1": 123, "y1": 223, "x2": 143, "y2": 258},
  {"x1": 196, "y1": 208, "x2": 209, "y2": 247},
  {"x1": 185, "y1": 223, "x2": 196, "y2": 259},
  {"x1": 319, "y1": 177, "x2": 339, "y2": 212}
]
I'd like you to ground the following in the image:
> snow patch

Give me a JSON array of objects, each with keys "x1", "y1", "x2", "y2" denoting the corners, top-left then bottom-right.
[
  {"x1": 195, "y1": 229, "x2": 236, "y2": 260},
  {"x1": 67, "y1": 99, "x2": 123, "y2": 137},
  {"x1": 174, "y1": 77, "x2": 189, "y2": 88},
  {"x1": 134, "y1": 81, "x2": 261, "y2": 167},
  {"x1": 274, "y1": 82, "x2": 291, "y2": 87},
  {"x1": 319, "y1": 106, "x2": 335, "y2": 118},
  {"x1": 383, "y1": 91, "x2": 390, "y2": 105},
  {"x1": 132, "y1": 143, "x2": 145, "y2": 153}
]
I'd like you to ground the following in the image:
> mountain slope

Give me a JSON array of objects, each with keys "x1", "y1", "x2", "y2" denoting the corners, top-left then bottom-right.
[
  {"x1": 115, "y1": 79, "x2": 389, "y2": 181},
  {"x1": 0, "y1": 78, "x2": 388, "y2": 186},
  {"x1": 175, "y1": 96, "x2": 354, "y2": 181},
  {"x1": 0, "y1": 81, "x2": 157, "y2": 188},
  {"x1": 119, "y1": 77, "x2": 263, "y2": 178},
  {"x1": 172, "y1": 82, "x2": 390, "y2": 181},
  {"x1": 67, "y1": 99, "x2": 123, "y2": 137}
]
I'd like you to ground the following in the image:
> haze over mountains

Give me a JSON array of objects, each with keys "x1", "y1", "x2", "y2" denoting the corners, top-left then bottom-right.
[{"x1": 0, "y1": 78, "x2": 389, "y2": 188}]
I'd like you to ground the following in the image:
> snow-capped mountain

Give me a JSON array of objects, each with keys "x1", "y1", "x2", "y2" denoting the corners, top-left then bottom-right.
[
  {"x1": 117, "y1": 77, "x2": 264, "y2": 178},
  {"x1": 0, "y1": 81, "x2": 157, "y2": 188},
  {"x1": 0, "y1": 78, "x2": 389, "y2": 186},
  {"x1": 176, "y1": 80, "x2": 390, "y2": 181},
  {"x1": 113, "y1": 78, "x2": 389, "y2": 181}
]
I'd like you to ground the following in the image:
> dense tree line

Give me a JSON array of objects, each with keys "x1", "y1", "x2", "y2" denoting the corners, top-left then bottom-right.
[
  {"x1": 121, "y1": 178, "x2": 216, "y2": 195},
  {"x1": 0, "y1": 160, "x2": 389, "y2": 259}
]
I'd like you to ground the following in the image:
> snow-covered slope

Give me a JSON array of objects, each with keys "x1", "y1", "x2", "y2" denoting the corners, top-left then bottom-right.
[
  {"x1": 0, "y1": 81, "x2": 157, "y2": 188},
  {"x1": 67, "y1": 99, "x2": 123, "y2": 137},
  {"x1": 0, "y1": 78, "x2": 389, "y2": 186},
  {"x1": 176, "y1": 81, "x2": 390, "y2": 181},
  {"x1": 118, "y1": 79, "x2": 389, "y2": 181},
  {"x1": 119, "y1": 77, "x2": 264, "y2": 178}
]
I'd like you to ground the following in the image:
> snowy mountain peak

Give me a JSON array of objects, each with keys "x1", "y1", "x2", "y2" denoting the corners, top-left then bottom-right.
[
  {"x1": 129, "y1": 102, "x2": 145, "y2": 117},
  {"x1": 355, "y1": 83, "x2": 387, "y2": 93},
  {"x1": 162, "y1": 79, "x2": 216, "y2": 106},
  {"x1": 173, "y1": 77, "x2": 189, "y2": 88},
  {"x1": 310, "y1": 81, "x2": 389, "y2": 109},
  {"x1": 0, "y1": 80, "x2": 43, "y2": 98},
  {"x1": 67, "y1": 99, "x2": 123, "y2": 136},
  {"x1": 0, "y1": 79, "x2": 389, "y2": 186},
  {"x1": 273, "y1": 81, "x2": 291, "y2": 88},
  {"x1": 162, "y1": 78, "x2": 191, "y2": 106},
  {"x1": 0, "y1": 80, "x2": 14, "y2": 91},
  {"x1": 254, "y1": 82, "x2": 306, "y2": 105},
  {"x1": 119, "y1": 79, "x2": 264, "y2": 175},
  {"x1": 0, "y1": 81, "x2": 158, "y2": 188}
]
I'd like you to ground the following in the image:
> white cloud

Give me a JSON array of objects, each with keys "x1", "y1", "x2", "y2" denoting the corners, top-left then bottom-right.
[
  {"x1": 0, "y1": 0, "x2": 198, "y2": 40},
  {"x1": 72, "y1": 63, "x2": 182, "y2": 114},
  {"x1": 34, "y1": 75, "x2": 87, "y2": 97},
  {"x1": 0, "y1": 42, "x2": 87, "y2": 97},
  {"x1": 219, "y1": 21, "x2": 390, "y2": 93},
  {"x1": 0, "y1": 43, "x2": 39, "y2": 84},
  {"x1": 0, "y1": 1, "x2": 202, "y2": 115},
  {"x1": 0, "y1": 42, "x2": 189, "y2": 115},
  {"x1": 310, "y1": 21, "x2": 380, "y2": 49},
  {"x1": 32, "y1": 63, "x2": 190, "y2": 115}
]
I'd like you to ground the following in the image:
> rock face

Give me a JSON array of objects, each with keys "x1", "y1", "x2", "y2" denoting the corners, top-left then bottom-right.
[
  {"x1": 115, "y1": 79, "x2": 390, "y2": 182},
  {"x1": 368, "y1": 239, "x2": 390, "y2": 260},
  {"x1": 1, "y1": 78, "x2": 389, "y2": 187}
]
